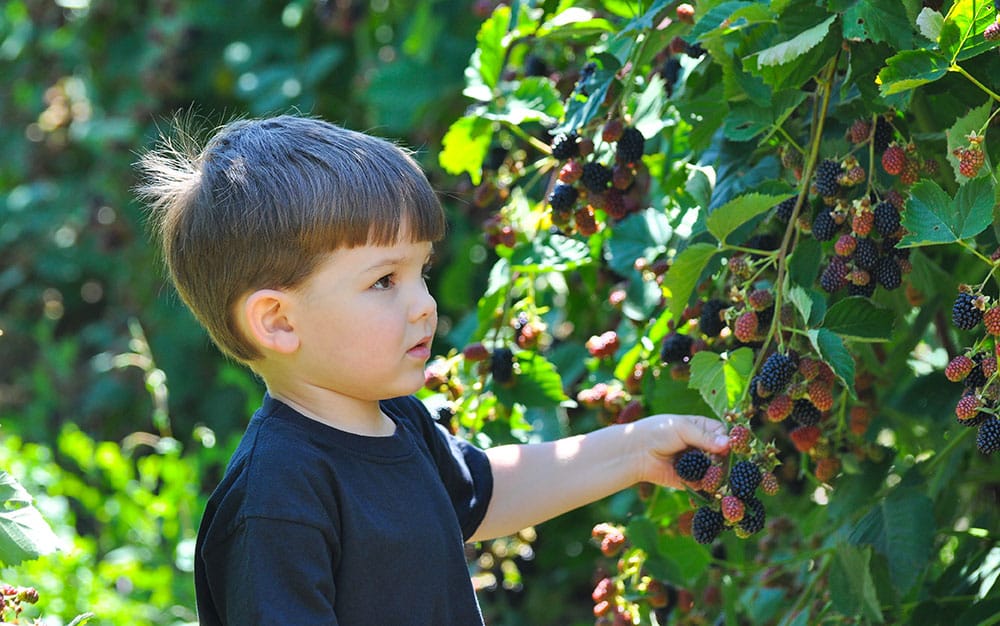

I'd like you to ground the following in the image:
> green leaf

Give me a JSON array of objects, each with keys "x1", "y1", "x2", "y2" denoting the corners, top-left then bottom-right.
[
  {"x1": 653, "y1": 533, "x2": 712, "y2": 587},
  {"x1": 439, "y1": 115, "x2": 493, "y2": 185},
  {"x1": 706, "y1": 193, "x2": 792, "y2": 243},
  {"x1": 808, "y1": 328, "x2": 856, "y2": 398},
  {"x1": 876, "y1": 49, "x2": 950, "y2": 96},
  {"x1": 899, "y1": 178, "x2": 994, "y2": 247},
  {"x1": 467, "y1": 5, "x2": 509, "y2": 93},
  {"x1": 493, "y1": 351, "x2": 568, "y2": 408},
  {"x1": 843, "y1": 2, "x2": 912, "y2": 49},
  {"x1": 848, "y1": 487, "x2": 935, "y2": 594},
  {"x1": 915, "y1": 7, "x2": 944, "y2": 41},
  {"x1": 754, "y1": 15, "x2": 837, "y2": 67},
  {"x1": 645, "y1": 371, "x2": 714, "y2": 417},
  {"x1": 0, "y1": 470, "x2": 61, "y2": 566},
  {"x1": 821, "y1": 297, "x2": 894, "y2": 342},
  {"x1": 829, "y1": 544, "x2": 885, "y2": 622},
  {"x1": 510, "y1": 233, "x2": 593, "y2": 273},
  {"x1": 663, "y1": 243, "x2": 718, "y2": 321},
  {"x1": 687, "y1": 347, "x2": 754, "y2": 418},
  {"x1": 787, "y1": 235, "x2": 822, "y2": 288},
  {"x1": 604, "y1": 208, "x2": 673, "y2": 275},
  {"x1": 483, "y1": 77, "x2": 564, "y2": 126},
  {"x1": 945, "y1": 101, "x2": 992, "y2": 184},
  {"x1": 939, "y1": 0, "x2": 1000, "y2": 63}
]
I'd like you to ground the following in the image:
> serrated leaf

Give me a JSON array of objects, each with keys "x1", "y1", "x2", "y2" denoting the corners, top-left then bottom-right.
[
  {"x1": 663, "y1": 243, "x2": 718, "y2": 321},
  {"x1": 483, "y1": 77, "x2": 564, "y2": 126},
  {"x1": 688, "y1": 347, "x2": 754, "y2": 418},
  {"x1": 916, "y1": 7, "x2": 944, "y2": 41},
  {"x1": 939, "y1": 0, "x2": 1000, "y2": 63},
  {"x1": 808, "y1": 328, "x2": 856, "y2": 398},
  {"x1": 645, "y1": 370, "x2": 714, "y2": 417},
  {"x1": 755, "y1": 15, "x2": 837, "y2": 67},
  {"x1": 653, "y1": 533, "x2": 712, "y2": 587},
  {"x1": 822, "y1": 297, "x2": 894, "y2": 342},
  {"x1": 468, "y1": 5, "x2": 510, "y2": 92},
  {"x1": 787, "y1": 235, "x2": 821, "y2": 288},
  {"x1": 724, "y1": 90, "x2": 808, "y2": 142},
  {"x1": 899, "y1": 178, "x2": 994, "y2": 247},
  {"x1": 604, "y1": 209, "x2": 673, "y2": 275},
  {"x1": 510, "y1": 233, "x2": 592, "y2": 273},
  {"x1": 876, "y1": 49, "x2": 950, "y2": 96},
  {"x1": 848, "y1": 487, "x2": 935, "y2": 594},
  {"x1": 843, "y1": 2, "x2": 912, "y2": 49},
  {"x1": 945, "y1": 102, "x2": 992, "y2": 183},
  {"x1": 493, "y1": 351, "x2": 568, "y2": 408},
  {"x1": 706, "y1": 193, "x2": 792, "y2": 243},
  {"x1": 829, "y1": 544, "x2": 885, "y2": 622},
  {"x1": 439, "y1": 116, "x2": 493, "y2": 185},
  {"x1": 0, "y1": 471, "x2": 61, "y2": 566}
]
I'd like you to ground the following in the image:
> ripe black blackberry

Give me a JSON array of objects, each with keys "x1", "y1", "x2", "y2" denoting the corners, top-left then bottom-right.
[
  {"x1": 820, "y1": 257, "x2": 848, "y2": 293},
  {"x1": 966, "y1": 355, "x2": 987, "y2": 389},
  {"x1": 853, "y1": 236, "x2": 879, "y2": 270},
  {"x1": 873, "y1": 255, "x2": 902, "y2": 290},
  {"x1": 729, "y1": 460, "x2": 761, "y2": 499},
  {"x1": 581, "y1": 162, "x2": 612, "y2": 192},
  {"x1": 524, "y1": 54, "x2": 548, "y2": 77},
  {"x1": 873, "y1": 201, "x2": 900, "y2": 237},
  {"x1": 550, "y1": 132, "x2": 579, "y2": 160},
  {"x1": 775, "y1": 197, "x2": 797, "y2": 221},
  {"x1": 548, "y1": 183, "x2": 578, "y2": 212},
  {"x1": 660, "y1": 57, "x2": 682, "y2": 96},
  {"x1": 847, "y1": 281, "x2": 876, "y2": 298},
  {"x1": 749, "y1": 375, "x2": 766, "y2": 407},
  {"x1": 952, "y1": 292, "x2": 982, "y2": 330},
  {"x1": 674, "y1": 449, "x2": 711, "y2": 482},
  {"x1": 738, "y1": 497, "x2": 766, "y2": 535},
  {"x1": 745, "y1": 233, "x2": 780, "y2": 254},
  {"x1": 882, "y1": 235, "x2": 909, "y2": 259},
  {"x1": 812, "y1": 209, "x2": 838, "y2": 241},
  {"x1": 977, "y1": 418, "x2": 1000, "y2": 454},
  {"x1": 758, "y1": 353, "x2": 796, "y2": 394},
  {"x1": 873, "y1": 116, "x2": 893, "y2": 152},
  {"x1": 692, "y1": 506, "x2": 725, "y2": 544},
  {"x1": 699, "y1": 299, "x2": 728, "y2": 337},
  {"x1": 491, "y1": 347, "x2": 514, "y2": 384},
  {"x1": 791, "y1": 398, "x2": 822, "y2": 426},
  {"x1": 813, "y1": 159, "x2": 842, "y2": 197},
  {"x1": 660, "y1": 332, "x2": 693, "y2": 364},
  {"x1": 616, "y1": 127, "x2": 645, "y2": 164},
  {"x1": 958, "y1": 411, "x2": 990, "y2": 428}
]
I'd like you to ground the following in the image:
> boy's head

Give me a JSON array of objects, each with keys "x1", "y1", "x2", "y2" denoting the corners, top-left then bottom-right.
[{"x1": 137, "y1": 114, "x2": 446, "y2": 362}]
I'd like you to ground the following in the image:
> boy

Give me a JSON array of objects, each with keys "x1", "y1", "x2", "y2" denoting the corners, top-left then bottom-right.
[{"x1": 137, "y1": 115, "x2": 729, "y2": 625}]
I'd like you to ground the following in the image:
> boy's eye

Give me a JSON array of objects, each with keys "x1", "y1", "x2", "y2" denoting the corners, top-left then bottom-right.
[
  {"x1": 422, "y1": 264, "x2": 433, "y2": 280},
  {"x1": 372, "y1": 274, "x2": 394, "y2": 290}
]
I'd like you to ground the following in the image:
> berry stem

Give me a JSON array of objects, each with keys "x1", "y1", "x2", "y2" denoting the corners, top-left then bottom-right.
[
  {"x1": 951, "y1": 64, "x2": 1000, "y2": 104},
  {"x1": 958, "y1": 238, "x2": 996, "y2": 270}
]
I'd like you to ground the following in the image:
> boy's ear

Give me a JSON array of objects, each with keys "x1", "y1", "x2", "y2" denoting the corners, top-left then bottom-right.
[{"x1": 241, "y1": 289, "x2": 300, "y2": 355}]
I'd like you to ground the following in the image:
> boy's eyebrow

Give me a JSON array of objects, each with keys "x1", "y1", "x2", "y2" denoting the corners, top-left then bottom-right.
[{"x1": 363, "y1": 246, "x2": 435, "y2": 272}]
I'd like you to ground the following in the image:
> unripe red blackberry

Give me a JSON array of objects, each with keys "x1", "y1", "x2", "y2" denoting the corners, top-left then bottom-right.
[
  {"x1": 728, "y1": 424, "x2": 752, "y2": 454},
  {"x1": 952, "y1": 292, "x2": 983, "y2": 330},
  {"x1": 550, "y1": 132, "x2": 579, "y2": 160},
  {"x1": 674, "y1": 448, "x2": 711, "y2": 482},
  {"x1": 986, "y1": 20, "x2": 1000, "y2": 41},
  {"x1": 586, "y1": 331, "x2": 620, "y2": 358},
  {"x1": 558, "y1": 160, "x2": 583, "y2": 183},
  {"x1": 575, "y1": 205, "x2": 598, "y2": 236},
  {"x1": 733, "y1": 310, "x2": 759, "y2": 343},
  {"x1": 955, "y1": 393, "x2": 982, "y2": 420},
  {"x1": 852, "y1": 209, "x2": 874, "y2": 236},
  {"x1": 834, "y1": 234, "x2": 857, "y2": 257},
  {"x1": 766, "y1": 394, "x2": 793, "y2": 422},
  {"x1": 985, "y1": 307, "x2": 1000, "y2": 336},
  {"x1": 728, "y1": 460, "x2": 761, "y2": 499},
  {"x1": 789, "y1": 425, "x2": 821, "y2": 452},
  {"x1": 881, "y1": 143, "x2": 906, "y2": 175},
  {"x1": 814, "y1": 457, "x2": 841, "y2": 482},
  {"x1": 602, "y1": 119, "x2": 625, "y2": 143},
  {"x1": 847, "y1": 119, "x2": 871, "y2": 144},
  {"x1": 807, "y1": 380, "x2": 834, "y2": 412},
  {"x1": 462, "y1": 342, "x2": 491, "y2": 362},
  {"x1": 760, "y1": 472, "x2": 780, "y2": 496},
  {"x1": 700, "y1": 464, "x2": 724, "y2": 493},
  {"x1": 692, "y1": 506, "x2": 725, "y2": 544},
  {"x1": 615, "y1": 127, "x2": 645, "y2": 164},
  {"x1": 721, "y1": 495, "x2": 745, "y2": 523}
]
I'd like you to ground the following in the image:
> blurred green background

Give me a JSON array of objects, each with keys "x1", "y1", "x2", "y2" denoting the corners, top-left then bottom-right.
[{"x1": 0, "y1": 1, "x2": 602, "y2": 623}]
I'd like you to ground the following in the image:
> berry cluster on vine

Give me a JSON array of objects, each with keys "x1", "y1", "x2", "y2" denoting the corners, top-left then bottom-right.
[{"x1": 947, "y1": 286, "x2": 1000, "y2": 454}]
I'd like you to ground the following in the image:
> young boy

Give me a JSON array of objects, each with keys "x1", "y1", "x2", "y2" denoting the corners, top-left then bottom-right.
[{"x1": 137, "y1": 114, "x2": 729, "y2": 625}]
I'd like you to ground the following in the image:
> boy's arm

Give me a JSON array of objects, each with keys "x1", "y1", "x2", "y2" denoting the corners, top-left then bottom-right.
[{"x1": 468, "y1": 414, "x2": 729, "y2": 542}]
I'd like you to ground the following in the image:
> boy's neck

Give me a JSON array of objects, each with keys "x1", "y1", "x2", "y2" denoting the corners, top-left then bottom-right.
[{"x1": 267, "y1": 387, "x2": 396, "y2": 437}]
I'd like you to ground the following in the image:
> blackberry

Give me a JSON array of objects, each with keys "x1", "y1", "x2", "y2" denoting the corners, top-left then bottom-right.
[
  {"x1": 550, "y1": 132, "x2": 579, "y2": 160},
  {"x1": 966, "y1": 355, "x2": 987, "y2": 389},
  {"x1": 758, "y1": 353, "x2": 796, "y2": 394},
  {"x1": 660, "y1": 57, "x2": 682, "y2": 96},
  {"x1": 873, "y1": 116, "x2": 893, "y2": 153},
  {"x1": 745, "y1": 233, "x2": 781, "y2": 254},
  {"x1": 548, "y1": 183, "x2": 578, "y2": 212},
  {"x1": 674, "y1": 449, "x2": 711, "y2": 482},
  {"x1": 699, "y1": 299, "x2": 728, "y2": 337},
  {"x1": 749, "y1": 375, "x2": 767, "y2": 407},
  {"x1": 873, "y1": 255, "x2": 902, "y2": 290},
  {"x1": 847, "y1": 281, "x2": 876, "y2": 298},
  {"x1": 775, "y1": 197, "x2": 797, "y2": 221},
  {"x1": 812, "y1": 209, "x2": 838, "y2": 241},
  {"x1": 882, "y1": 235, "x2": 908, "y2": 259},
  {"x1": 728, "y1": 460, "x2": 762, "y2": 499},
  {"x1": 813, "y1": 159, "x2": 842, "y2": 197},
  {"x1": 853, "y1": 237, "x2": 879, "y2": 270},
  {"x1": 692, "y1": 506, "x2": 726, "y2": 544},
  {"x1": 791, "y1": 398, "x2": 822, "y2": 426},
  {"x1": 491, "y1": 347, "x2": 514, "y2": 384},
  {"x1": 524, "y1": 54, "x2": 548, "y2": 77},
  {"x1": 685, "y1": 42, "x2": 707, "y2": 58},
  {"x1": 738, "y1": 497, "x2": 766, "y2": 535},
  {"x1": 660, "y1": 332, "x2": 693, "y2": 364},
  {"x1": 820, "y1": 257, "x2": 848, "y2": 293},
  {"x1": 977, "y1": 418, "x2": 1000, "y2": 453},
  {"x1": 873, "y1": 201, "x2": 901, "y2": 237},
  {"x1": 575, "y1": 61, "x2": 597, "y2": 94},
  {"x1": 958, "y1": 411, "x2": 990, "y2": 428},
  {"x1": 581, "y1": 162, "x2": 612, "y2": 192},
  {"x1": 952, "y1": 292, "x2": 982, "y2": 330},
  {"x1": 616, "y1": 127, "x2": 645, "y2": 164}
]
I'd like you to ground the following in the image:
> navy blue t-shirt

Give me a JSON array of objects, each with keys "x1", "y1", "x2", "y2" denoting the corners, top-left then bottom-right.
[{"x1": 194, "y1": 394, "x2": 493, "y2": 625}]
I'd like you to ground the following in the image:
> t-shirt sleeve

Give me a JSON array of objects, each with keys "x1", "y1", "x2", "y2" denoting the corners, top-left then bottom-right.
[
  {"x1": 392, "y1": 396, "x2": 493, "y2": 540},
  {"x1": 201, "y1": 517, "x2": 340, "y2": 625}
]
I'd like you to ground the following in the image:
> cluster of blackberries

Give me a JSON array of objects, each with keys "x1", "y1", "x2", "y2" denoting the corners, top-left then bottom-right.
[
  {"x1": 689, "y1": 459, "x2": 768, "y2": 544},
  {"x1": 946, "y1": 289, "x2": 1000, "y2": 454}
]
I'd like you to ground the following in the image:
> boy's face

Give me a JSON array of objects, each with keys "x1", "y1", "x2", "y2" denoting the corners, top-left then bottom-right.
[{"x1": 287, "y1": 236, "x2": 437, "y2": 404}]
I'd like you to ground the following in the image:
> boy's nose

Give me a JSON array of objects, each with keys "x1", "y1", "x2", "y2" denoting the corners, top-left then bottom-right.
[{"x1": 411, "y1": 283, "x2": 437, "y2": 323}]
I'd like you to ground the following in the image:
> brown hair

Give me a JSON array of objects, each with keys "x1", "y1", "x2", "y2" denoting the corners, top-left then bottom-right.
[{"x1": 136, "y1": 114, "x2": 446, "y2": 362}]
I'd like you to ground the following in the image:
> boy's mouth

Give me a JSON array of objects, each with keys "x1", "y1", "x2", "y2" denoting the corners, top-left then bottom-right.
[{"x1": 407, "y1": 336, "x2": 432, "y2": 359}]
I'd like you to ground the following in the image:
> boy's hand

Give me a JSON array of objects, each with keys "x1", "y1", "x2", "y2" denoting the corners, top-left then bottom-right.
[{"x1": 629, "y1": 414, "x2": 730, "y2": 489}]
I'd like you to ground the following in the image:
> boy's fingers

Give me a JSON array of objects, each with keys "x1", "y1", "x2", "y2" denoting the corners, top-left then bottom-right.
[{"x1": 678, "y1": 415, "x2": 730, "y2": 454}]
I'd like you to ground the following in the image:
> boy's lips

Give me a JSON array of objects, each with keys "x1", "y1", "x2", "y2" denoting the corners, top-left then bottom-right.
[{"x1": 407, "y1": 336, "x2": 432, "y2": 359}]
